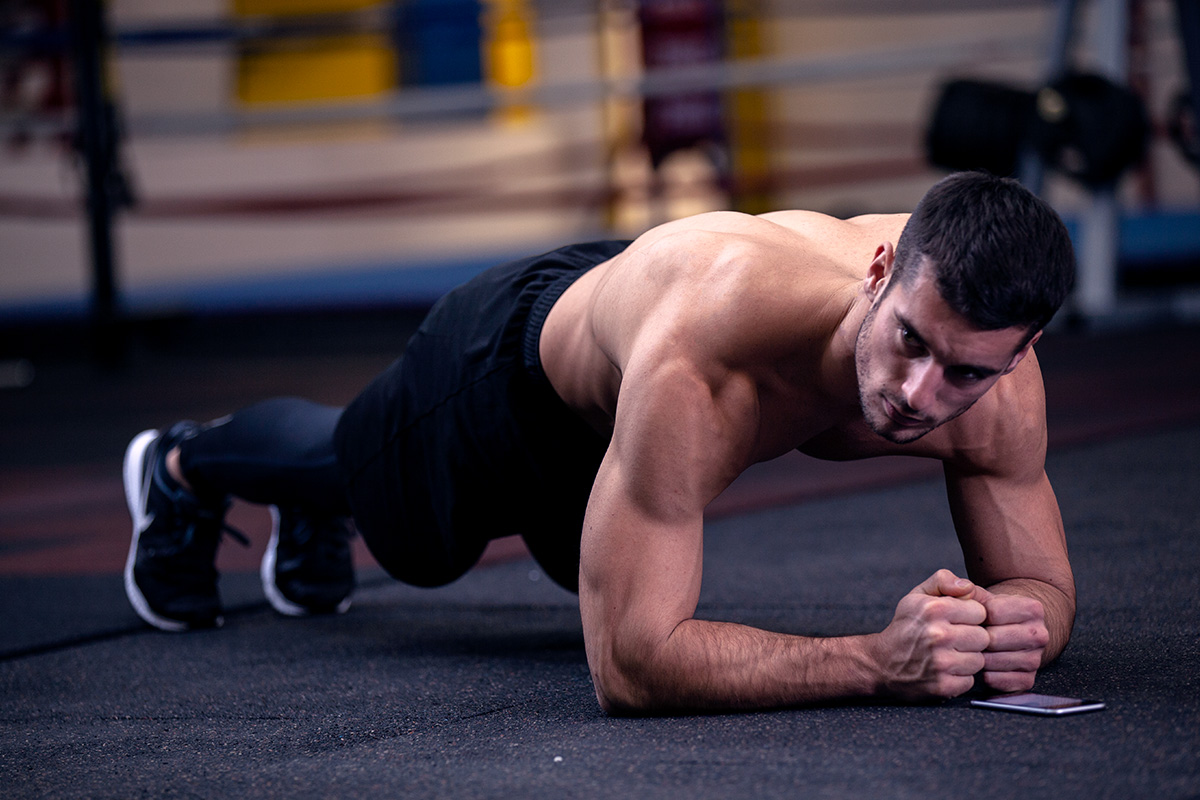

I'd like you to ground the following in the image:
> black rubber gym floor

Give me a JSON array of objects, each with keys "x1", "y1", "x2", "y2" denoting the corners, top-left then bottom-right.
[{"x1": 2, "y1": 314, "x2": 1198, "y2": 799}]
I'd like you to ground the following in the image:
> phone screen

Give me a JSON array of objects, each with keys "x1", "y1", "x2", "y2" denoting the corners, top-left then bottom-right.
[{"x1": 970, "y1": 693, "x2": 1105, "y2": 716}]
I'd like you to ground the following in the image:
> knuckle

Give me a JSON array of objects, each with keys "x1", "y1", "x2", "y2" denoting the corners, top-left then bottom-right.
[
  {"x1": 916, "y1": 596, "x2": 939, "y2": 616},
  {"x1": 931, "y1": 650, "x2": 954, "y2": 673},
  {"x1": 923, "y1": 597, "x2": 954, "y2": 619},
  {"x1": 924, "y1": 623, "x2": 945, "y2": 644},
  {"x1": 1030, "y1": 624, "x2": 1051, "y2": 648},
  {"x1": 1019, "y1": 598, "x2": 1046, "y2": 623}
]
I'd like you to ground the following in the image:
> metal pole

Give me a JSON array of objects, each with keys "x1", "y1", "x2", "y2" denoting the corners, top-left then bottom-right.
[
  {"x1": 1075, "y1": 0, "x2": 1129, "y2": 320},
  {"x1": 1178, "y1": 0, "x2": 1200, "y2": 129},
  {"x1": 1020, "y1": 0, "x2": 1080, "y2": 193},
  {"x1": 68, "y1": 0, "x2": 125, "y2": 363}
]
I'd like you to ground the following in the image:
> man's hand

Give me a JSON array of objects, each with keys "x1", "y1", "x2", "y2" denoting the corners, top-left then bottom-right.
[
  {"x1": 871, "y1": 570, "x2": 1051, "y2": 701},
  {"x1": 972, "y1": 587, "x2": 1049, "y2": 694},
  {"x1": 872, "y1": 569, "x2": 990, "y2": 700}
]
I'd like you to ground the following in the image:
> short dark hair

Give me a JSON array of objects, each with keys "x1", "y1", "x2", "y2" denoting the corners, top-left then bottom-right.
[{"x1": 892, "y1": 171, "x2": 1076, "y2": 332}]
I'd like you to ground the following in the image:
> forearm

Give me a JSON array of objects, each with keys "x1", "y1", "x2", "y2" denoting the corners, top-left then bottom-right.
[
  {"x1": 592, "y1": 618, "x2": 881, "y2": 715},
  {"x1": 986, "y1": 577, "x2": 1075, "y2": 664}
]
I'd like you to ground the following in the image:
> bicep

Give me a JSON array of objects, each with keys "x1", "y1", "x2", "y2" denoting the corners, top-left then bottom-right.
[
  {"x1": 578, "y1": 358, "x2": 756, "y2": 703},
  {"x1": 579, "y1": 451, "x2": 705, "y2": 668},
  {"x1": 580, "y1": 357, "x2": 753, "y2": 617}
]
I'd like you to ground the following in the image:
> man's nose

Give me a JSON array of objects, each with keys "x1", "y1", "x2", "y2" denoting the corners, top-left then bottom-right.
[{"x1": 902, "y1": 360, "x2": 940, "y2": 412}]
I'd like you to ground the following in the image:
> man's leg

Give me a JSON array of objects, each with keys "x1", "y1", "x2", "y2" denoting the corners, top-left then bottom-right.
[
  {"x1": 174, "y1": 398, "x2": 348, "y2": 514},
  {"x1": 123, "y1": 398, "x2": 355, "y2": 631}
]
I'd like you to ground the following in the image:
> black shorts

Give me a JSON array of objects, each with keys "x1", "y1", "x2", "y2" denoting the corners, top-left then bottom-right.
[{"x1": 334, "y1": 240, "x2": 631, "y2": 592}]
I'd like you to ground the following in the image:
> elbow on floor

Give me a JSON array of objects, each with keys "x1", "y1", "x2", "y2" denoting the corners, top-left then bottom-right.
[{"x1": 591, "y1": 660, "x2": 661, "y2": 717}]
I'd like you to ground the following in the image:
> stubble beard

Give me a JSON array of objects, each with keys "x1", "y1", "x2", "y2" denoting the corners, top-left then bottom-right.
[{"x1": 853, "y1": 303, "x2": 937, "y2": 446}]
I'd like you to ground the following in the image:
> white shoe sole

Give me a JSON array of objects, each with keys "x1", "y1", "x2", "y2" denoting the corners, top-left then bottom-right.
[
  {"x1": 262, "y1": 506, "x2": 352, "y2": 617},
  {"x1": 122, "y1": 428, "x2": 222, "y2": 632}
]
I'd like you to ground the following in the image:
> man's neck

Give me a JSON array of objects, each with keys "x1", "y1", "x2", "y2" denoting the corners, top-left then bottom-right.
[{"x1": 818, "y1": 283, "x2": 870, "y2": 411}]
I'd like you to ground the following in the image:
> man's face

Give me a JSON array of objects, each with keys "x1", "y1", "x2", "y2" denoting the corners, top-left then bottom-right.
[{"x1": 854, "y1": 261, "x2": 1035, "y2": 445}]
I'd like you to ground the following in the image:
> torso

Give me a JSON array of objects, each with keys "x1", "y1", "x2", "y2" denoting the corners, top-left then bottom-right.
[{"x1": 538, "y1": 210, "x2": 1037, "y2": 473}]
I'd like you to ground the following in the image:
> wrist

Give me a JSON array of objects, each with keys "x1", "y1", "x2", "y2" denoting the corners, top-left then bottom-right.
[{"x1": 839, "y1": 633, "x2": 889, "y2": 698}]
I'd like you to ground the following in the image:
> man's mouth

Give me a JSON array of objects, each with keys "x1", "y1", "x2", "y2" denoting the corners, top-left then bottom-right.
[{"x1": 883, "y1": 397, "x2": 927, "y2": 428}]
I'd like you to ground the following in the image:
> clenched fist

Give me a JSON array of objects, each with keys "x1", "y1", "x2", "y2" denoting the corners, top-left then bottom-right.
[
  {"x1": 974, "y1": 588, "x2": 1049, "y2": 693},
  {"x1": 871, "y1": 569, "x2": 991, "y2": 700},
  {"x1": 870, "y1": 569, "x2": 1051, "y2": 700}
]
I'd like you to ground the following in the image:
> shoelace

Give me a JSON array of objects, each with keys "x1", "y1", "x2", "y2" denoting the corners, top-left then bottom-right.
[
  {"x1": 149, "y1": 439, "x2": 251, "y2": 551},
  {"x1": 176, "y1": 498, "x2": 251, "y2": 549}
]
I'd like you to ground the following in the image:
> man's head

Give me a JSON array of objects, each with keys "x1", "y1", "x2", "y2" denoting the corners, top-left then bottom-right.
[
  {"x1": 890, "y1": 171, "x2": 1076, "y2": 336},
  {"x1": 854, "y1": 172, "x2": 1076, "y2": 444}
]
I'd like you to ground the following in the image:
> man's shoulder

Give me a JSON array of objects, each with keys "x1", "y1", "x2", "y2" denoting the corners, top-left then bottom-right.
[
  {"x1": 629, "y1": 208, "x2": 904, "y2": 254},
  {"x1": 758, "y1": 210, "x2": 909, "y2": 240},
  {"x1": 637, "y1": 224, "x2": 857, "y2": 342},
  {"x1": 597, "y1": 213, "x2": 860, "y2": 403},
  {"x1": 625, "y1": 211, "x2": 801, "y2": 262},
  {"x1": 622, "y1": 209, "x2": 881, "y2": 288}
]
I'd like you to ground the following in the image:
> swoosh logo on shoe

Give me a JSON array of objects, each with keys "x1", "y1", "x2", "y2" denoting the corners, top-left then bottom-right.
[{"x1": 137, "y1": 446, "x2": 155, "y2": 533}]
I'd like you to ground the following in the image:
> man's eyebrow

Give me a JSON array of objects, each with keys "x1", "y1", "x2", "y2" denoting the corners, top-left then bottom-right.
[{"x1": 895, "y1": 313, "x2": 1000, "y2": 377}]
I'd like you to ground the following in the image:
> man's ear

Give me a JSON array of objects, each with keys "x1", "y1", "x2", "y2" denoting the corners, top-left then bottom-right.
[
  {"x1": 863, "y1": 242, "x2": 895, "y2": 301},
  {"x1": 1004, "y1": 330, "x2": 1042, "y2": 374}
]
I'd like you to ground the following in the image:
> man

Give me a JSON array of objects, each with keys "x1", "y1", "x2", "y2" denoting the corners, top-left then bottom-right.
[{"x1": 124, "y1": 171, "x2": 1076, "y2": 714}]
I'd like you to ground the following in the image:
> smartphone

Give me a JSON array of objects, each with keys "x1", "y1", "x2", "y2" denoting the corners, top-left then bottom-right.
[{"x1": 970, "y1": 692, "x2": 1105, "y2": 716}]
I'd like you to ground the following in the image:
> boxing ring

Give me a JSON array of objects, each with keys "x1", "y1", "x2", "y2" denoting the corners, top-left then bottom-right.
[{"x1": 2, "y1": 0, "x2": 1199, "y2": 361}]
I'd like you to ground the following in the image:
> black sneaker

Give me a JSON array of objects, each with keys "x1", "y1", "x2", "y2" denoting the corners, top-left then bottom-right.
[
  {"x1": 123, "y1": 423, "x2": 247, "y2": 632},
  {"x1": 261, "y1": 506, "x2": 355, "y2": 617}
]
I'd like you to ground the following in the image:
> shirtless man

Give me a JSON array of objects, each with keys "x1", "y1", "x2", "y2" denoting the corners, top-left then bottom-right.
[{"x1": 124, "y1": 171, "x2": 1076, "y2": 714}]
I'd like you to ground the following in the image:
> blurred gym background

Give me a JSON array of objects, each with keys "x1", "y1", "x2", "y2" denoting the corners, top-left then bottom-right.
[{"x1": 3, "y1": 0, "x2": 1199, "y2": 355}]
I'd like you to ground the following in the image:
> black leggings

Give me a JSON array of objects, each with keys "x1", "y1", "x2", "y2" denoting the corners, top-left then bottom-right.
[{"x1": 177, "y1": 397, "x2": 350, "y2": 517}]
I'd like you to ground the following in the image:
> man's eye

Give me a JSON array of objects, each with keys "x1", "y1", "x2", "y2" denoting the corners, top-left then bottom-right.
[{"x1": 900, "y1": 327, "x2": 920, "y2": 347}]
